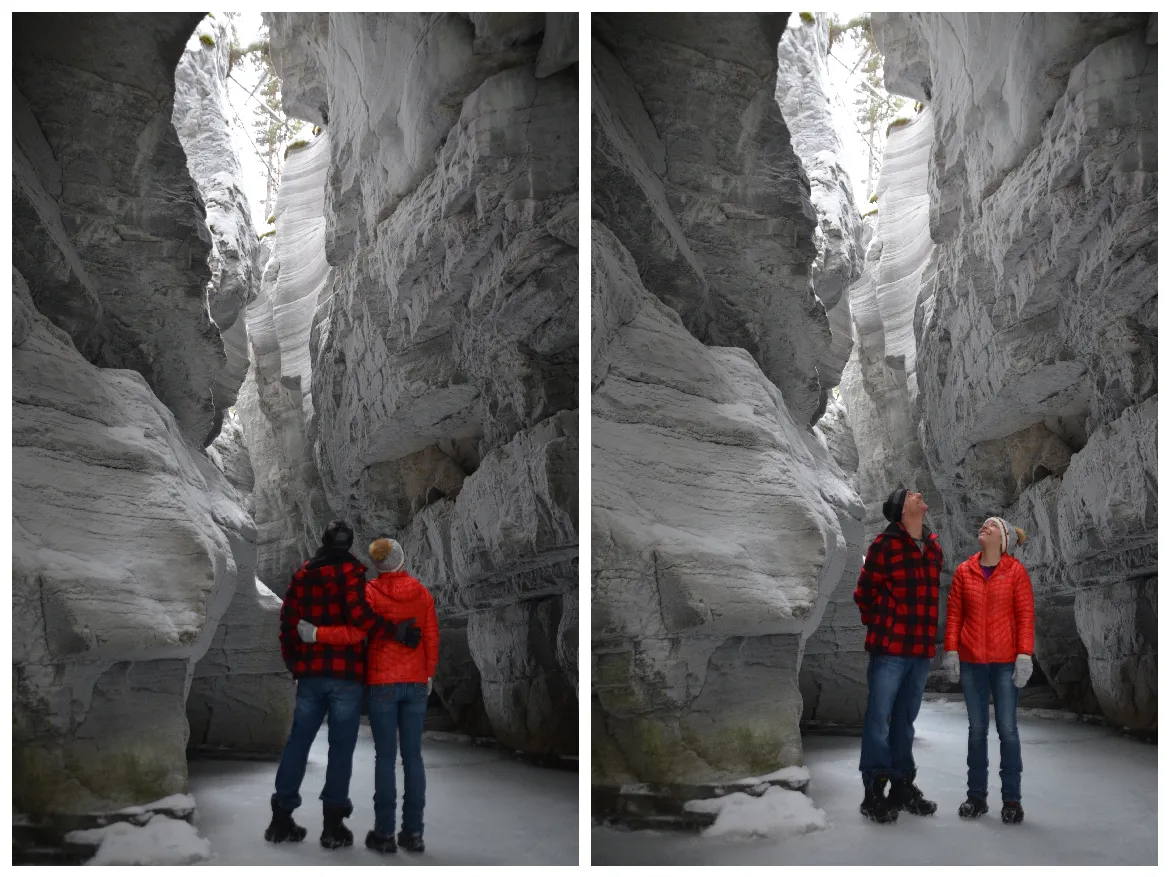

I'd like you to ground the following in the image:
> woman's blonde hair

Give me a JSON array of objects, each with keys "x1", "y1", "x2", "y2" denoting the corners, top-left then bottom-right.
[
  {"x1": 369, "y1": 538, "x2": 393, "y2": 562},
  {"x1": 368, "y1": 537, "x2": 406, "y2": 572},
  {"x1": 1014, "y1": 526, "x2": 1028, "y2": 547}
]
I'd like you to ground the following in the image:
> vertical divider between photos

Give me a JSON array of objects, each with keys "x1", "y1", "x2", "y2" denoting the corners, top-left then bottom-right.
[{"x1": 576, "y1": 12, "x2": 592, "y2": 866}]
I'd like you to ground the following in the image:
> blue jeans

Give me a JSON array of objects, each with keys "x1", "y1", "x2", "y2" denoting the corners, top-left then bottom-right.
[
  {"x1": 272, "y1": 677, "x2": 364, "y2": 811},
  {"x1": 367, "y1": 682, "x2": 429, "y2": 836},
  {"x1": 960, "y1": 661, "x2": 1022, "y2": 803},
  {"x1": 859, "y1": 653, "x2": 931, "y2": 788}
]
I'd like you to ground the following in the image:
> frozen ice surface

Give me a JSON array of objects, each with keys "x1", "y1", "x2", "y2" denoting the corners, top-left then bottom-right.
[
  {"x1": 189, "y1": 724, "x2": 578, "y2": 865},
  {"x1": 593, "y1": 700, "x2": 1156, "y2": 865}
]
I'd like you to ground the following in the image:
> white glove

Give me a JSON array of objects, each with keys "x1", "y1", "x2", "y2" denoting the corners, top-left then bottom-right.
[
  {"x1": 943, "y1": 650, "x2": 960, "y2": 684},
  {"x1": 1013, "y1": 654, "x2": 1033, "y2": 688},
  {"x1": 426, "y1": 678, "x2": 433, "y2": 697},
  {"x1": 297, "y1": 619, "x2": 318, "y2": 644}
]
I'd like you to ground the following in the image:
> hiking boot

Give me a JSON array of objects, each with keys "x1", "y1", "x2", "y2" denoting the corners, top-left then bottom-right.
[
  {"x1": 365, "y1": 830, "x2": 397, "y2": 854},
  {"x1": 859, "y1": 776, "x2": 899, "y2": 824},
  {"x1": 320, "y1": 803, "x2": 354, "y2": 849},
  {"x1": 1001, "y1": 801, "x2": 1025, "y2": 824},
  {"x1": 264, "y1": 800, "x2": 307, "y2": 844},
  {"x1": 958, "y1": 795, "x2": 989, "y2": 819},
  {"x1": 889, "y1": 770, "x2": 937, "y2": 816},
  {"x1": 397, "y1": 830, "x2": 425, "y2": 853}
]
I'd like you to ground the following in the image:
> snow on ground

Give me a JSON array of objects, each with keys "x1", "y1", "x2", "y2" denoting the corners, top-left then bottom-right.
[
  {"x1": 593, "y1": 700, "x2": 1156, "y2": 865},
  {"x1": 687, "y1": 786, "x2": 828, "y2": 839},
  {"x1": 189, "y1": 724, "x2": 578, "y2": 865},
  {"x1": 67, "y1": 815, "x2": 211, "y2": 866}
]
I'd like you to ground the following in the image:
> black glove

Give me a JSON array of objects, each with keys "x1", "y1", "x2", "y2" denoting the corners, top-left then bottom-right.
[{"x1": 392, "y1": 618, "x2": 422, "y2": 649}]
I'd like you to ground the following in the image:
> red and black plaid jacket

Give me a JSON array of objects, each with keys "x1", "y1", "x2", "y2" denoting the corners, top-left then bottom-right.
[
  {"x1": 279, "y1": 549, "x2": 397, "y2": 682},
  {"x1": 854, "y1": 522, "x2": 943, "y2": 658}
]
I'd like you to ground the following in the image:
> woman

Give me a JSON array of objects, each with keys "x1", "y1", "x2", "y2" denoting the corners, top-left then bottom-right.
[
  {"x1": 942, "y1": 516, "x2": 1035, "y2": 825},
  {"x1": 297, "y1": 537, "x2": 440, "y2": 854}
]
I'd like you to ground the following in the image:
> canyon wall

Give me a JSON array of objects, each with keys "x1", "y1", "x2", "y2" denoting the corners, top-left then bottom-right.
[
  {"x1": 14, "y1": 14, "x2": 234, "y2": 448},
  {"x1": 253, "y1": 12, "x2": 580, "y2": 754},
  {"x1": 12, "y1": 12, "x2": 264, "y2": 818},
  {"x1": 868, "y1": 12, "x2": 1157, "y2": 728},
  {"x1": 174, "y1": 18, "x2": 294, "y2": 755},
  {"x1": 776, "y1": 13, "x2": 869, "y2": 726},
  {"x1": 591, "y1": 13, "x2": 864, "y2": 793}
]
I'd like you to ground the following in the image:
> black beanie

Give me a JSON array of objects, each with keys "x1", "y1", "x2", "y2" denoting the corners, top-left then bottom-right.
[
  {"x1": 883, "y1": 487, "x2": 908, "y2": 524},
  {"x1": 322, "y1": 519, "x2": 354, "y2": 550}
]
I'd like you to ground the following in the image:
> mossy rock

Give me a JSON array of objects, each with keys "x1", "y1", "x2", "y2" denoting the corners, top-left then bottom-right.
[
  {"x1": 259, "y1": 229, "x2": 276, "y2": 241},
  {"x1": 799, "y1": 12, "x2": 815, "y2": 24},
  {"x1": 861, "y1": 205, "x2": 879, "y2": 218},
  {"x1": 868, "y1": 192, "x2": 878, "y2": 204},
  {"x1": 266, "y1": 214, "x2": 276, "y2": 225},
  {"x1": 283, "y1": 139, "x2": 311, "y2": 159},
  {"x1": 199, "y1": 33, "x2": 215, "y2": 48},
  {"x1": 886, "y1": 116, "x2": 913, "y2": 137}
]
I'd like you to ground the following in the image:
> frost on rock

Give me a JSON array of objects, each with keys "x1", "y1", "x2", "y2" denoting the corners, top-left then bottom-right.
[
  {"x1": 252, "y1": 12, "x2": 579, "y2": 755},
  {"x1": 686, "y1": 786, "x2": 829, "y2": 840},
  {"x1": 67, "y1": 814, "x2": 212, "y2": 866},
  {"x1": 860, "y1": 12, "x2": 1157, "y2": 727}
]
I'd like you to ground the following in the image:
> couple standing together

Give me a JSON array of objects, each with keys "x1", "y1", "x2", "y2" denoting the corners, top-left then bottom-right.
[
  {"x1": 263, "y1": 520, "x2": 440, "y2": 855},
  {"x1": 854, "y1": 487, "x2": 1036, "y2": 825}
]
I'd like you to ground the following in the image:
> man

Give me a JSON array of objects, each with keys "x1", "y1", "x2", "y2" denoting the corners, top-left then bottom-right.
[
  {"x1": 265, "y1": 520, "x2": 423, "y2": 849},
  {"x1": 853, "y1": 487, "x2": 942, "y2": 824}
]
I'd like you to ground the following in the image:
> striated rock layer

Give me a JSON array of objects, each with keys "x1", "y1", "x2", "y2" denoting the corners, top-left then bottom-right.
[
  {"x1": 591, "y1": 13, "x2": 864, "y2": 794},
  {"x1": 239, "y1": 135, "x2": 335, "y2": 593},
  {"x1": 253, "y1": 12, "x2": 580, "y2": 754},
  {"x1": 869, "y1": 13, "x2": 1157, "y2": 728}
]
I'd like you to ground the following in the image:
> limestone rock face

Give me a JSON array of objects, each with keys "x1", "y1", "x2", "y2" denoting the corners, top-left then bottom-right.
[
  {"x1": 591, "y1": 207, "x2": 862, "y2": 785},
  {"x1": 867, "y1": 13, "x2": 1157, "y2": 727},
  {"x1": 776, "y1": 13, "x2": 865, "y2": 393},
  {"x1": 169, "y1": 17, "x2": 292, "y2": 755},
  {"x1": 593, "y1": 13, "x2": 829, "y2": 428},
  {"x1": 13, "y1": 269, "x2": 254, "y2": 815},
  {"x1": 13, "y1": 13, "x2": 228, "y2": 447},
  {"x1": 591, "y1": 14, "x2": 864, "y2": 789},
  {"x1": 206, "y1": 411, "x2": 255, "y2": 501},
  {"x1": 186, "y1": 575, "x2": 294, "y2": 756},
  {"x1": 258, "y1": 13, "x2": 579, "y2": 754},
  {"x1": 173, "y1": 17, "x2": 261, "y2": 414}
]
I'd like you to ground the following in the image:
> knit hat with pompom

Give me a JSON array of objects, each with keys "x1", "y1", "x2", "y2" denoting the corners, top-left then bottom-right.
[
  {"x1": 986, "y1": 517, "x2": 1027, "y2": 555},
  {"x1": 369, "y1": 538, "x2": 406, "y2": 573}
]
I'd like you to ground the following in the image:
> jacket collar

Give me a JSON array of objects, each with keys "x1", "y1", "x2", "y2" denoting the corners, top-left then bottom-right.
[
  {"x1": 883, "y1": 521, "x2": 936, "y2": 544},
  {"x1": 305, "y1": 546, "x2": 367, "y2": 572}
]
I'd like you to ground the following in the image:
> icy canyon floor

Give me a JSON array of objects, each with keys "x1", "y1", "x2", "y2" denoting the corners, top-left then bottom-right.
[
  {"x1": 188, "y1": 728, "x2": 578, "y2": 866},
  {"x1": 592, "y1": 701, "x2": 1156, "y2": 866}
]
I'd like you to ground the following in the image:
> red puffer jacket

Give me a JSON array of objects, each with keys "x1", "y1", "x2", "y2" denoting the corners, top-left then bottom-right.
[
  {"x1": 944, "y1": 552, "x2": 1035, "y2": 664},
  {"x1": 315, "y1": 570, "x2": 440, "y2": 685}
]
